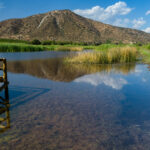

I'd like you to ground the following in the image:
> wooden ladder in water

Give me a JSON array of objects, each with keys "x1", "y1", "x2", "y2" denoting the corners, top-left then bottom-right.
[{"x1": 0, "y1": 58, "x2": 10, "y2": 133}]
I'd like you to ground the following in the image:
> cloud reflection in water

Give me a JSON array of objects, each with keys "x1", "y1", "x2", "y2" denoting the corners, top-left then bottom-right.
[{"x1": 74, "y1": 72, "x2": 128, "y2": 90}]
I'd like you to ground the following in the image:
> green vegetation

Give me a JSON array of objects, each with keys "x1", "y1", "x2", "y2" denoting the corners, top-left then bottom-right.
[
  {"x1": 138, "y1": 45, "x2": 150, "y2": 63},
  {"x1": 0, "y1": 43, "x2": 44, "y2": 52},
  {"x1": 65, "y1": 47, "x2": 137, "y2": 64},
  {"x1": 0, "y1": 38, "x2": 130, "y2": 52},
  {"x1": 1, "y1": 38, "x2": 150, "y2": 64},
  {"x1": 83, "y1": 43, "x2": 126, "y2": 51},
  {"x1": 31, "y1": 39, "x2": 101, "y2": 46},
  {"x1": 0, "y1": 42, "x2": 85, "y2": 52},
  {"x1": 31, "y1": 39, "x2": 41, "y2": 45}
]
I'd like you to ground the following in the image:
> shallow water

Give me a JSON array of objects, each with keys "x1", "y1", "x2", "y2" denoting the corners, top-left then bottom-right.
[
  {"x1": 0, "y1": 51, "x2": 78, "y2": 61},
  {"x1": 0, "y1": 52, "x2": 150, "y2": 150}
]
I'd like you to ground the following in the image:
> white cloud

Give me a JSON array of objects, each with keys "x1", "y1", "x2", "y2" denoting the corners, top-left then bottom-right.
[
  {"x1": 113, "y1": 18, "x2": 146, "y2": 29},
  {"x1": 74, "y1": 1, "x2": 132, "y2": 26},
  {"x1": 132, "y1": 18, "x2": 146, "y2": 29},
  {"x1": 134, "y1": 67, "x2": 143, "y2": 73},
  {"x1": 73, "y1": 1, "x2": 150, "y2": 30},
  {"x1": 74, "y1": 73, "x2": 128, "y2": 90},
  {"x1": 143, "y1": 27, "x2": 150, "y2": 33},
  {"x1": 105, "y1": 1, "x2": 132, "y2": 16},
  {"x1": 113, "y1": 18, "x2": 130, "y2": 27},
  {"x1": 146, "y1": 10, "x2": 150, "y2": 16}
]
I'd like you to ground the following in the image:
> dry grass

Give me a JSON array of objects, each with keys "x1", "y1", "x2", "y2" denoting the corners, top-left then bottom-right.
[
  {"x1": 65, "y1": 46, "x2": 137, "y2": 64},
  {"x1": 56, "y1": 46, "x2": 83, "y2": 51}
]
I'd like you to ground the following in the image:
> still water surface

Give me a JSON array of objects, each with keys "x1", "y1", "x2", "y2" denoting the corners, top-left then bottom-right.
[{"x1": 0, "y1": 51, "x2": 150, "y2": 150}]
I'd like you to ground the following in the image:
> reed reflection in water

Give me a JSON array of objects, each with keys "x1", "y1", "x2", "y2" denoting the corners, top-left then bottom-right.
[{"x1": 7, "y1": 58, "x2": 136, "y2": 82}]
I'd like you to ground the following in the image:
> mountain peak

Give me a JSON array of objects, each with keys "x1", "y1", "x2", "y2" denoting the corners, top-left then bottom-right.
[{"x1": 48, "y1": 9, "x2": 73, "y2": 15}]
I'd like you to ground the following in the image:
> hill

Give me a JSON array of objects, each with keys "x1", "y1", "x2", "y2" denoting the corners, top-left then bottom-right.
[{"x1": 0, "y1": 9, "x2": 150, "y2": 44}]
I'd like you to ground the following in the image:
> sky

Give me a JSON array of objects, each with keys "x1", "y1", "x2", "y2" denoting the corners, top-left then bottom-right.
[{"x1": 0, "y1": 0, "x2": 150, "y2": 32}]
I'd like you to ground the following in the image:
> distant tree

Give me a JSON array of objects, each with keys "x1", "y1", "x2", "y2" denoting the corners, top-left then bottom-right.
[
  {"x1": 94, "y1": 42, "x2": 102, "y2": 46},
  {"x1": 42, "y1": 41, "x2": 52, "y2": 45},
  {"x1": 136, "y1": 42, "x2": 143, "y2": 46},
  {"x1": 31, "y1": 39, "x2": 41, "y2": 45},
  {"x1": 106, "y1": 39, "x2": 112, "y2": 44}
]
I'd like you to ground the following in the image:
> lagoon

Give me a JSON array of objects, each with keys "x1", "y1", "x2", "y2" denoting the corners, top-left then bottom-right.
[{"x1": 0, "y1": 51, "x2": 150, "y2": 150}]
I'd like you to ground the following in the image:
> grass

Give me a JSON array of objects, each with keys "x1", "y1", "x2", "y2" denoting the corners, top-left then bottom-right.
[
  {"x1": 0, "y1": 43, "x2": 44, "y2": 52},
  {"x1": 0, "y1": 38, "x2": 127, "y2": 52},
  {"x1": 55, "y1": 46, "x2": 83, "y2": 51},
  {"x1": 84, "y1": 44, "x2": 124, "y2": 50},
  {"x1": 138, "y1": 48, "x2": 150, "y2": 63},
  {"x1": 0, "y1": 42, "x2": 85, "y2": 52},
  {"x1": 0, "y1": 43, "x2": 123, "y2": 52},
  {"x1": 1, "y1": 39, "x2": 150, "y2": 64},
  {"x1": 65, "y1": 47, "x2": 137, "y2": 64}
]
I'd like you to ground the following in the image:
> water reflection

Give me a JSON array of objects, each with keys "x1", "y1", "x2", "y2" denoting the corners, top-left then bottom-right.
[
  {"x1": 7, "y1": 58, "x2": 136, "y2": 82},
  {"x1": 0, "y1": 62, "x2": 150, "y2": 150},
  {"x1": 0, "y1": 51, "x2": 78, "y2": 61},
  {"x1": 75, "y1": 72, "x2": 128, "y2": 90},
  {"x1": 0, "y1": 82, "x2": 10, "y2": 134},
  {"x1": 10, "y1": 86, "x2": 50, "y2": 109}
]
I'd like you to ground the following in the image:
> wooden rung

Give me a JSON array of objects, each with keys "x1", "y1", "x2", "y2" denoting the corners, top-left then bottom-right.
[
  {"x1": 0, "y1": 101, "x2": 9, "y2": 105},
  {"x1": 0, "y1": 96, "x2": 5, "y2": 101},
  {"x1": 0, "y1": 58, "x2": 7, "y2": 83},
  {"x1": 0, "y1": 107, "x2": 7, "y2": 114},
  {"x1": 0, "y1": 125, "x2": 6, "y2": 129},
  {"x1": 0, "y1": 76, "x2": 3, "y2": 82},
  {"x1": 0, "y1": 58, "x2": 6, "y2": 61},
  {"x1": 0, "y1": 117, "x2": 6, "y2": 122},
  {"x1": 0, "y1": 83, "x2": 8, "y2": 91}
]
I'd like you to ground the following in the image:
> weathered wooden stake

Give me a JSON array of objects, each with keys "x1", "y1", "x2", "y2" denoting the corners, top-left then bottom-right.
[{"x1": 2, "y1": 58, "x2": 7, "y2": 83}]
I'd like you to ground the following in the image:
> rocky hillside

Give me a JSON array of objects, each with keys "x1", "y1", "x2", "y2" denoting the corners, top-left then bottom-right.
[{"x1": 0, "y1": 9, "x2": 150, "y2": 44}]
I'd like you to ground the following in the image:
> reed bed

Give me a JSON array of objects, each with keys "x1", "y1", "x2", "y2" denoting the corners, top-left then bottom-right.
[
  {"x1": 83, "y1": 44, "x2": 125, "y2": 51},
  {"x1": 65, "y1": 47, "x2": 137, "y2": 64},
  {"x1": 0, "y1": 43, "x2": 44, "y2": 52},
  {"x1": 0, "y1": 43, "x2": 84, "y2": 52},
  {"x1": 55, "y1": 46, "x2": 83, "y2": 51}
]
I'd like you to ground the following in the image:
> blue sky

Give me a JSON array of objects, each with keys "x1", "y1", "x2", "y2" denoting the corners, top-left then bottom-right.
[{"x1": 0, "y1": 0, "x2": 150, "y2": 32}]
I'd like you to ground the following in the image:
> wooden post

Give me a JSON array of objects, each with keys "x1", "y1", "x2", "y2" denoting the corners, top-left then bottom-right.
[
  {"x1": 2, "y1": 58, "x2": 7, "y2": 83},
  {"x1": 3, "y1": 59, "x2": 9, "y2": 127}
]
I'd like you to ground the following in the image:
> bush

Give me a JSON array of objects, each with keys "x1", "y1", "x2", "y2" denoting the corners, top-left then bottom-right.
[
  {"x1": 42, "y1": 41, "x2": 52, "y2": 45},
  {"x1": 31, "y1": 39, "x2": 41, "y2": 45}
]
